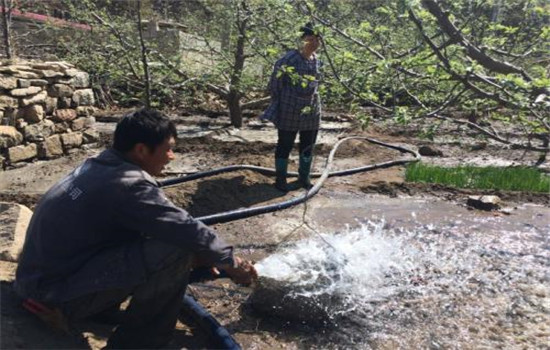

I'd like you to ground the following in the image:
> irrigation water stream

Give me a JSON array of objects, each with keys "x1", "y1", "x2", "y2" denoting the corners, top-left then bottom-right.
[{"x1": 253, "y1": 194, "x2": 549, "y2": 348}]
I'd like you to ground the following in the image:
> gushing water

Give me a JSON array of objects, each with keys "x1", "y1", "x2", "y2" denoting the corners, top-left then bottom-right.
[{"x1": 256, "y1": 221, "x2": 422, "y2": 313}]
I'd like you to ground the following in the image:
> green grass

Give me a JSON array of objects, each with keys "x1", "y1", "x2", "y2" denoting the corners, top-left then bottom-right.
[{"x1": 405, "y1": 162, "x2": 550, "y2": 193}]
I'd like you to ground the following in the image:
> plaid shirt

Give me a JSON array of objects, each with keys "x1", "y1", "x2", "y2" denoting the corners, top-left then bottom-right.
[{"x1": 260, "y1": 50, "x2": 321, "y2": 131}]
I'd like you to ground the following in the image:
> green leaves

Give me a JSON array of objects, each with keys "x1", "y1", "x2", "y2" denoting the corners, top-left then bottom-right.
[{"x1": 40, "y1": 0, "x2": 548, "y2": 143}]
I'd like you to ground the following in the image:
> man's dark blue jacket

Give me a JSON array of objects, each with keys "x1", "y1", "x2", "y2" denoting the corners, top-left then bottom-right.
[{"x1": 15, "y1": 148, "x2": 234, "y2": 303}]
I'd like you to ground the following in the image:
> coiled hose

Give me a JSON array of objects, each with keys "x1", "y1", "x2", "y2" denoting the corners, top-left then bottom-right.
[{"x1": 161, "y1": 136, "x2": 420, "y2": 225}]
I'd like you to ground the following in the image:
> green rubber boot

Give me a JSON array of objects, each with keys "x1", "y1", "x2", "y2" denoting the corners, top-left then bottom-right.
[
  {"x1": 274, "y1": 158, "x2": 289, "y2": 192},
  {"x1": 298, "y1": 155, "x2": 313, "y2": 189}
]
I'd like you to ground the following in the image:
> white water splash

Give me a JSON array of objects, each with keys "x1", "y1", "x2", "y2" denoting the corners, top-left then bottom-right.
[{"x1": 255, "y1": 221, "x2": 422, "y2": 309}]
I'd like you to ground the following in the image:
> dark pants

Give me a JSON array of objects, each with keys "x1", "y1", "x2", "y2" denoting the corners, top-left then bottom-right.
[
  {"x1": 275, "y1": 129, "x2": 318, "y2": 159},
  {"x1": 60, "y1": 240, "x2": 192, "y2": 349}
]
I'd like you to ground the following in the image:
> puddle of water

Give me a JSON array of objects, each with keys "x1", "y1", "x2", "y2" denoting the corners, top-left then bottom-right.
[{"x1": 253, "y1": 196, "x2": 550, "y2": 348}]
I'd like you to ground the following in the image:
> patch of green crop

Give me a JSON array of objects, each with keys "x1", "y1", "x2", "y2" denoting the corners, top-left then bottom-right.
[{"x1": 405, "y1": 162, "x2": 550, "y2": 193}]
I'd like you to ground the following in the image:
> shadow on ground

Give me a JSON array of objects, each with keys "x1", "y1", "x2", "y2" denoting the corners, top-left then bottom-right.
[
  {"x1": 166, "y1": 173, "x2": 286, "y2": 218},
  {"x1": 1, "y1": 281, "x2": 214, "y2": 349}
]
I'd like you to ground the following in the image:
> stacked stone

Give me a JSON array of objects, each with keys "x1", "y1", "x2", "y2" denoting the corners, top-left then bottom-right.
[{"x1": 0, "y1": 60, "x2": 99, "y2": 168}]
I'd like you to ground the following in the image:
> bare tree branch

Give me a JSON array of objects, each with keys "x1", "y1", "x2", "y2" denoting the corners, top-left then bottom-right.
[
  {"x1": 150, "y1": 49, "x2": 229, "y2": 98},
  {"x1": 321, "y1": 38, "x2": 391, "y2": 112},
  {"x1": 241, "y1": 96, "x2": 270, "y2": 110},
  {"x1": 407, "y1": 8, "x2": 530, "y2": 111},
  {"x1": 309, "y1": 13, "x2": 424, "y2": 79},
  {"x1": 422, "y1": 0, "x2": 532, "y2": 81},
  {"x1": 91, "y1": 12, "x2": 141, "y2": 81}
]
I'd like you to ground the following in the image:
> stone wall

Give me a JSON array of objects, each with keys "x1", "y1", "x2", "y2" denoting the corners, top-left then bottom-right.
[{"x1": 0, "y1": 60, "x2": 99, "y2": 169}]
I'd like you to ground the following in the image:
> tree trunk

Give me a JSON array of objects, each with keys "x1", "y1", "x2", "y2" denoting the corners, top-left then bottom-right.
[
  {"x1": 1, "y1": 0, "x2": 12, "y2": 59},
  {"x1": 136, "y1": 0, "x2": 151, "y2": 108},
  {"x1": 226, "y1": 0, "x2": 249, "y2": 128},
  {"x1": 227, "y1": 90, "x2": 242, "y2": 128}
]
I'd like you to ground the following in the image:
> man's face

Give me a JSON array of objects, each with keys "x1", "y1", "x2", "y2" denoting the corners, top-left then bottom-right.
[
  {"x1": 304, "y1": 34, "x2": 321, "y2": 52},
  {"x1": 139, "y1": 136, "x2": 176, "y2": 176}
]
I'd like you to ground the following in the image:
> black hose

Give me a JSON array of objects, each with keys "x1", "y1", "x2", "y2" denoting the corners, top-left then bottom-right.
[
  {"x1": 160, "y1": 136, "x2": 420, "y2": 225},
  {"x1": 181, "y1": 294, "x2": 241, "y2": 350}
]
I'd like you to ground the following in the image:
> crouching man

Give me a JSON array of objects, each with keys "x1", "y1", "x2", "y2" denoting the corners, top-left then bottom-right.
[{"x1": 15, "y1": 108, "x2": 257, "y2": 349}]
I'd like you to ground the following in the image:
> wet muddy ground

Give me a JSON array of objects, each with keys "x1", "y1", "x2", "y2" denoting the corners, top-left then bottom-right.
[{"x1": 0, "y1": 110, "x2": 548, "y2": 349}]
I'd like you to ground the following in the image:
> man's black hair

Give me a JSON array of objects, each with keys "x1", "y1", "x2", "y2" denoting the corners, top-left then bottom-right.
[
  {"x1": 113, "y1": 108, "x2": 177, "y2": 153},
  {"x1": 300, "y1": 22, "x2": 320, "y2": 38}
]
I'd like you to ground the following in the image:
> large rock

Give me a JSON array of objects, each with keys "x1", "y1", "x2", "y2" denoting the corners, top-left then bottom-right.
[
  {"x1": 22, "y1": 119, "x2": 54, "y2": 142},
  {"x1": 0, "y1": 66, "x2": 19, "y2": 74},
  {"x1": 12, "y1": 71, "x2": 40, "y2": 79},
  {"x1": 29, "y1": 79, "x2": 48, "y2": 86},
  {"x1": 0, "y1": 202, "x2": 32, "y2": 262},
  {"x1": 72, "y1": 89, "x2": 94, "y2": 106},
  {"x1": 5, "y1": 64, "x2": 34, "y2": 71},
  {"x1": 40, "y1": 70, "x2": 65, "y2": 78},
  {"x1": 61, "y1": 132, "x2": 83, "y2": 150},
  {"x1": 7, "y1": 143, "x2": 37, "y2": 163},
  {"x1": 57, "y1": 97, "x2": 72, "y2": 109},
  {"x1": 418, "y1": 145, "x2": 443, "y2": 157},
  {"x1": 47, "y1": 83, "x2": 74, "y2": 98},
  {"x1": 76, "y1": 106, "x2": 96, "y2": 117},
  {"x1": 2, "y1": 109, "x2": 15, "y2": 126},
  {"x1": 0, "y1": 76, "x2": 18, "y2": 89},
  {"x1": 31, "y1": 62, "x2": 71, "y2": 71},
  {"x1": 71, "y1": 116, "x2": 95, "y2": 131},
  {"x1": 249, "y1": 276, "x2": 341, "y2": 325},
  {"x1": 0, "y1": 66, "x2": 39, "y2": 79},
  {"x1": 0, "y1": 126, "x2": 23, "y2": 149},
  {"x1": 20, "y1": 90, "x2": 47, "y2": 106},
  {"x1": 53, "y1": 108, "x2": 77, "y2": 122},
  {"x1": 0, "y1": 95, "x2": 18, "y2": 109},
  {"x1": 82, "y1": 129, "x2": 99, "y2": 144},
  {"x1": 45, "y1": 96, "x2": 57, "y2": 114},
  {"x1": 63, "y1": 68, "x2": 81, "y2": 77},
  {"x1": 17, "y1": 79, "x2": 31, "y2": 88},
  {"x1": 69, "y1": 72, "x2": 90, "y2": 88},
  {"x1": 16, "y1": 104, "x2": 44, "y2": 123},
  {"x1": 10, "y1": 86, "x2": 42, "y2": 97},
  {"x1": 52, "y1": 121, "x2": 70, "y2": 134},
  {"x1": 38, "y1": 134, "x2": 64, "y2": 159},
  {"x1": 467, "y1": 195, "x2": 502, "y2": 211}
]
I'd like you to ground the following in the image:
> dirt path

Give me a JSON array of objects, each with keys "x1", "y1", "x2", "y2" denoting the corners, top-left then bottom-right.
[{"x1": 1, "y1": 111, "x2": 548, "y2": 349}]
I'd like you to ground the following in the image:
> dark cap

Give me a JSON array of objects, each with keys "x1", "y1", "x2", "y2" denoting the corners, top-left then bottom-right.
[{"x1": 299, "y1": 22, "x2": 321, "y2": 37}]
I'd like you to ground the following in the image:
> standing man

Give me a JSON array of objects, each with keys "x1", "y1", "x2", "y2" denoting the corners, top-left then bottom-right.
[
  {"x1": 261, "y1": 22, "x2": 323, "y2": 192},
  {"x1": 15, "y1": 108, "x2": 257, "y2": 349}
]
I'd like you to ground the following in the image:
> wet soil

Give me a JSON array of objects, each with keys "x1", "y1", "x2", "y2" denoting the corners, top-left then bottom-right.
[{"x1": 0, "y1": 110, "x2": 548, "y2": 349}]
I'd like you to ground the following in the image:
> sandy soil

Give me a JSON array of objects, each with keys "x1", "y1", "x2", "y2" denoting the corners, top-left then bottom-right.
[{"x1": 0, "y1": 110, "x2": 548, "y2": 349}]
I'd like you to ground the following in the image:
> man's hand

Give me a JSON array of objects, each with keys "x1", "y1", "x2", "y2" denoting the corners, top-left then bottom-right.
[{"x1": 220, "y1": 256, "x2": 258, "y2": 286}]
